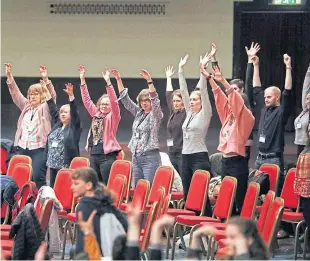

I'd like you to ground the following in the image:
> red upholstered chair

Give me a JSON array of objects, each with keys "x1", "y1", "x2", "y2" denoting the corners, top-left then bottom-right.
[
  {"x1": 110, "y1": 174, "x2": 126, "y2": 208},
  {"x1": 170, "y1": 176, "x2": 237, "y2": 260},
  {"x1": 160, "y1": 194, "x2": 171, "y2": 217},
  {"x1": 6, "y1": 155, "x2": 32, "y2": 177},
  {"x1": 165, "y1": 170, "x2": 210, "y2": 258},
  {"x1": 145, "y1": 166, "x2": 174, "y2": 210},
  {"x1": 69, "y1": 157, "x2": 90, "y2": 169},
  {"x1": 120, "y1": 179, "x2": 150, "y2": 213},
  {"x1": 259, "y1": 163, "x2": 280, "y2": 193},
  {"x1": 257, "y1": 190, "x2": 275, "y2": 233},
  {"x1": 107, "y1": 160, "x2": 132, "y2": 202},
  {"x1": 1, "y1": 147, "x2": 8, "y2": 174},
  {"x1": 152, "y1": 187, "x2": 165, "y2": 219}
]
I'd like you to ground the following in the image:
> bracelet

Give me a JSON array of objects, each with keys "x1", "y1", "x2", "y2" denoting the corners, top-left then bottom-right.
[
  {"x1": 286, "y1": 67, "x2": 292, "y2": 70},
  {"x1": 147, "y1": 81, "x2": 153, "y2": 85},
  {"x1": 206, "y1": 75, "x2": 212, "y2": 80}
]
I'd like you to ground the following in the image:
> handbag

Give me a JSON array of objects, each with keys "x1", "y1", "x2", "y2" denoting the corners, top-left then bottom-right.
[{"x1": 248, "y1": 169, "x2": 270, "y2": 196}]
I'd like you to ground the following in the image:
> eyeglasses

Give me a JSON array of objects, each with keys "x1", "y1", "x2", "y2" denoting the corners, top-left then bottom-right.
[
  {"x1": 140, "y1": 99, "x2": 150, "y2": 103},
  {"x1": 101, "y1": 103, "x2": 111, "y2": 107}
]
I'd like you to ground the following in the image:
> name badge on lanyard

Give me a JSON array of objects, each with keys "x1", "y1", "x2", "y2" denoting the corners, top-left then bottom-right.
[
  {"x1": 167, "y1": 139, "x2": 173, "y2": 147},
  {"x1": 296, "y1": 122, "x2": 302, "y2": 129},
  {"x1": 259, "y1": 134, "x2": 266, "y2": 143},
  {"x1": 52, "y1": 141, "x2": 58, "y2": 147}
]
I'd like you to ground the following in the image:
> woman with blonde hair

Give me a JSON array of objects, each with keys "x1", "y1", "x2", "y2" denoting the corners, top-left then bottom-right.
[
  {"x1": 79, "y1": 65, "x2": 121, "y2": 184},
  {"x1": 44, "y1": 83, "x2": 82, "y2": 188},
  {"x1": 112, "y1": 69, "x2": 163, "y2": 185},
  {"x1": 5, "y1": 63, "x2": 56, "y2": 189}
]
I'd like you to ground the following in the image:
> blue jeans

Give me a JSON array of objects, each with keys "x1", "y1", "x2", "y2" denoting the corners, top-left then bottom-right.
[
  {"x1": 17, "y1": 147, "x2": 47, "y2": 189},
  {"x1": 132, "y1": 150, "x2": 161, "y2": 186}
]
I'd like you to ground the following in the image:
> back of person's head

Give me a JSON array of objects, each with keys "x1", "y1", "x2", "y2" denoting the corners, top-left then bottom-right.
[
  {"x1": 230, "y1": 79, "x2": 244, "y2": 92},
  {"x1": 112, "y1": 234, "x2": 127, "y2": 260},
  {"x1": 228, "y1": 217, "x2": 269, "y2": 260}
]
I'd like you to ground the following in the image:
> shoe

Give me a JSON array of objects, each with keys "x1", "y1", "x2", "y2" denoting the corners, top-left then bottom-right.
[{"x1": 277, "y1": 229, "x2": 289, "y2": 239}]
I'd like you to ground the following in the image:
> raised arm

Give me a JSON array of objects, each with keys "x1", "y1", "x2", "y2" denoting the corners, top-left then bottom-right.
[
  {"x1": 40, "y1": 65, "x2": 56, "y2": 103},
  {"x1": 64, "y1": 83, "x2": 81, "y2": 130},
  {"x1": 252, "y1": 55, "x2": 262, "y2": 88},
  {"x1": 42, "y1": 80, "x2": 59, "y2": 126},
  {"x1": 112, "y1": 69, "x2": 140, "y2": 117},
  {"x1": 283, "y1": 54, "x2": 292, "y2": 91},
  {"x1": 78, "y1": 65, "x2": 97, "y2": 117},
  {"x1": 165, "y1": 65, "x2": 175, "y2": 113},
  {"x1": 102, "y1": 68, "x2": 120, "y2": 128},
  {"x1": 210, "y1": 43, "x2": 219, "y2": 71},
  {"x1": 5, "y1": 63, "x2": 28, "y2": 111},
  {"x1": 282, "y1": 54, "x2": 294, "y2": 125},
  {"x1": 301, "y1": 63, "x2": 310, "y2": 110},
  {"x1": 178, "y1": 54, "x2": 190, "y2": 112}
]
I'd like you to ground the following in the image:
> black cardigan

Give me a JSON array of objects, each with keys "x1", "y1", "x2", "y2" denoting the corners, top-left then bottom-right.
[{"x1": 45, "y1": 99, "x2": 82, "y2": 167}]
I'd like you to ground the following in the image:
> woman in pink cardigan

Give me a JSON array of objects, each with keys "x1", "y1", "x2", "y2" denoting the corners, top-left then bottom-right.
[
  {"x1": 5, "y1": 63, "x2": 56, "y2": 189},
  {"x1": 78, "y1": 65, "x2": 121, "y2": 184}
]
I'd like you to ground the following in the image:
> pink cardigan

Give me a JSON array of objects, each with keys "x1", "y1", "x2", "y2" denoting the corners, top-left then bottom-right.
[
  {"x1": 213, "y1": 86, "x2": 254, "y2": 157},
  {"x1": 80, "y1": 84, "x2": 121, "y2": 154},
  {"x1": 8, "y1": 78, "x2": 56, "y2": 147}
]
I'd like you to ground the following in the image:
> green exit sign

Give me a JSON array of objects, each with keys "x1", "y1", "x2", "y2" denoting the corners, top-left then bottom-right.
[{"x1": 271, "y1": 0, "x2": 307, "y2": 4}]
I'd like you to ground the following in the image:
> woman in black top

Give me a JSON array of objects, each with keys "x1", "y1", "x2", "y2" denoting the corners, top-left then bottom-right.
[
  {"x1": 165, "y1": 65, "x2": 187, "y2": 174},
  {"x1": 45, "y1": 83, "x2": 82, "y2": 188}
]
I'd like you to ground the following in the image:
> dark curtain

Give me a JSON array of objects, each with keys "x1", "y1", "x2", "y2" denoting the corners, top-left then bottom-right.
[{"x1": 237, "y1": 12, "x2": 310, "y2": 131}]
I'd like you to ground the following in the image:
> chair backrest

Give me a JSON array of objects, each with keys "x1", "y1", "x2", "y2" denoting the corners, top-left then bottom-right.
[
  {"x1": 39, "y1": 199, "x2": 54, "y2": 235},
  {"x1": 280, "y1": 168, "x2": 299, "y2": 209},
  {"x1": 261, "y1": 197, "x2": 284, "y2": 247},
  {"x1": 11, "y1": 163, "x2": 32, "y2": 189},
  {"x1": 160, "y1": 194, "x2": 171, "y2": 217},
  {"x1": 153, "y1": 187, "x2": 165, "y2": 219},
  {"x1": 140, "y1": 202, "x2": 159, "y2": 253},
  {"x1": 110, "y1": 174, "x2": 126, "y2": 208},
  {"x1": 35, "y1": 199, "x2": 41, "y2": 218},
  {"x1": 7, "y1": 155, "x2": 32, "y2": 177},
  {"x1": 69, "y1": 157, "x2": 90, "y2": 169},
  {"x1": 54, "y1": 168, "x2": 74, "y2": 211},
  {"x1": 1, "y1": 148, "x2": 8, "y2": 174},
  {"x1": 131, "y1": 179, "x2": 150, "y2": 212},
  {"x1": 107, "y1": 160, "x2": 132, "y2": 202},
  {"x1": 185, "y1": 170, "x2": 210, "y2": 214},
  {"x1": 240, "y1": 182, "x2": 260, "y2": 219},
  {"x1": 148, "y1": 165, "x2": 173, "y2": 204},
  {"x1": 259, "y1": 163, "x2": 280, "y2": 193},
  {"x1": 116, "y1": 150, "x2": 125, "y2": 160},
  {"x1": 213, "y1": 176, "x2": 237, "y2": 220},
  {"x1": 257, "y1": 190, "x2": 275, "y2": 233}
]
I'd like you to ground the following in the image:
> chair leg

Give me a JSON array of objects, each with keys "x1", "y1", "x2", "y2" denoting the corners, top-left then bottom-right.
[
  {"x1": 171, "y1": 223, "x2": 179, "y2": 260},
  {"x1": 179, "y1": 225, "x2": 187, "y2": 251},
  {"x1": 294, "y1": 221, "x2": 305, "y2": 260},
  {"x1": 165, "y1": 227, "x2": 171, "y2": 259},
  {"x1": 303, "y1": 227, "x2": 308, "y2": 260},
  {"x1": 61, "y1": 220, "x2": 69, "y2": 260}
]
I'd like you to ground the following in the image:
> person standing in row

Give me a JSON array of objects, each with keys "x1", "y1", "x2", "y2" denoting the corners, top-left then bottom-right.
[
  {"x1": 165, "y1": 65, "x2": 186, "y2": 175},
  {"x1": 113, "y1": 69, "x2": 163, "y2": 186},
  {"x1": 44, "y1": 83, "x2": 82, "y2": 188},
  {"x1": 79, "y1": 66, "x2": 122, "y2": 184},
  {"x1": 5, "y1": 63, "x2": 56, "y2": 189},
  {"x1": 178, "y1": 53, "x2": 213, "y2": 204}
]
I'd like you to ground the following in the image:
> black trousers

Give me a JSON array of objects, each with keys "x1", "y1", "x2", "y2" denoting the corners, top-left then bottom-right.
[
  {"x1": 302, "y1": 197, "x2": 310, "y2": 230},
  {"x1": 297, "y1": 145, "x2": 306, "y2": 157},
  {"x1": 90, "y1": 153, "x2": 117, "y2": 185},
  {"x1": 49, "y1": 168, "x2": 60, "y2": 188},
  {"x1": 222, "y1": 155, "x2": 249, "y2": 215},
  {"x1": 182, "y1": 152, "x2": 212, "y2": 216},
  {"x1": 168, "y1": 151, "x2": 182, "y2": 175}
]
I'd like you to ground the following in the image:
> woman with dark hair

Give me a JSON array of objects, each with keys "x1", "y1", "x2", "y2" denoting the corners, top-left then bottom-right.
[
  {"x1": 165, "y1": 65, "x2": 186, "y2": 174},
  {"x1": 79, "y1": 65, "x2": 122, "y2": 184},
  {"x1": 294, "y1": 63, "x2": 310, "y2": 156},
  {"x1": 191, "y1": 217, "x2": 269, "y2": 260},
  {"x1": 112, "y1": 69, "x2": 163, "y2": 186}
]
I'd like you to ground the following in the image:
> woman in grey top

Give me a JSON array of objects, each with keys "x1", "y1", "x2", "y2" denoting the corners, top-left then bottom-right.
[
  {"x1": 294, "y1": 63, "x2": 310, "y2": 156},
  {"x1": 112, "y1": 69, "x2": 163, "y2": 185},
  {"x1": 178, "y1": 53, "x2": 213, "y2": 204}
]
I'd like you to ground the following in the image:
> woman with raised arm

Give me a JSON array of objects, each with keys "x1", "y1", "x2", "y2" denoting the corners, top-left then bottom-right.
[
  {"x1": 5, "y1": 63, "x2": 56, "y2": 189},
  {"x1": 294, "y1": 63, "x2": 310, "y2": 156},
  {"x1": 178, "y1": 53, "x2": 213, "y2": 203},
  {"x1": 78, "y1": 65, "x2": 121, "y2": 184},
  {"x1": 44, "y1": 83, "x2": 82, "y2": 188},
  {"x1": 112, "y1": 69, "x2": 163, "y2": 185},
  {"x1": 201, "y1": 65, "x2": 254, "y2": 214},
  {"x1": 165, "y1": 65, "x2": 186, "y2": 174}
]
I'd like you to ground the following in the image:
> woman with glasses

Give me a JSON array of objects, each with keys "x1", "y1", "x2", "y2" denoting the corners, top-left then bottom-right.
[{"x1": 79, "y1": 65, "x2": 121, "y2": 184}]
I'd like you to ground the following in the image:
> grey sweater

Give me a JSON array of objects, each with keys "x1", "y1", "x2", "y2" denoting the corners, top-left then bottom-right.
[
  {"x1": 294, "y1": 64, "x2": 310, "y2": 145},
  {"x1": 179, "y1": 72, "x2": 212, "y2": 154}
]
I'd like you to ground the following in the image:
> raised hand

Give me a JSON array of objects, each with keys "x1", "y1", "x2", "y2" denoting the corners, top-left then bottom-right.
[
  {"x1": 78, "y1": 65, "x2": 86, "y2": 80},
  {"x1": 140, "y1": 69, "x2": 152, "y2": 82},
  {"x1": 283, "y1": 54, "x2": 291, "y2": 67},
  {"x1": 245, "y1": 42, "x2": 261, "y2": 58},
  {"x1": 39, "y1": 65, "x2": 48, "y2": 80},
  {"x1": 152, "y1": 214, "x2": 175, "y2": 230},
  {"x1": 193, "y1": 225, "x2": 217, "y2": 238},
  {"x1": 4, "y1": 63, "x2": 12, "y2": 75},
  {"x1": 40, "y1": 80, "x2": 51, "y2": 100},
  {"x1": 111, "y1": 69, "x2": 121, "y2": 81},
  {"x1": 210, "y1": 43, "x2": 217, "y2": 58},
  {"x1": 212, "y1": 66, "x2": 224, "y2": 82},
  {"x1": 179, "y1": 54, "x2": 189, "y2": 70},
  {"x1": 102, "y1": 68, "x2": 111, "y2": 84},
  {"x1": 127, "y1": 203, "x2": 142, "y2": 225},
  {"x1": 200, "y1": 52, "x2": 212, "y2": 67},
  {"x1": 165, "y1": 65, "x2": 175, "y2": 78},
  {"x1": 77, "y1": 210, "x2": 96, "y2": 236},
  {"x1": 200, "y1": 64, "x2": 211, "y2": 79},
  {"x1": 63, "y1": 83, "x2": 74, "y2": 97},
  {"x1": 251, "y1": 55, "x2": 259, "y2": 66}
]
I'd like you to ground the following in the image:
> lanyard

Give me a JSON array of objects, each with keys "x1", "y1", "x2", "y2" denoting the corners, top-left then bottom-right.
[
  {"x1": 185, "y1": 112, "x2": 197, "y2": 130},
  {"x1": 136, "y1": 112, "x2": 149, "y2": 129},
  {"x1": 30, "y1": 109, "x2": 38, "y2": 121},
  {"x1": 296, "y1": 110, "x2": 309, "y2": 122}
]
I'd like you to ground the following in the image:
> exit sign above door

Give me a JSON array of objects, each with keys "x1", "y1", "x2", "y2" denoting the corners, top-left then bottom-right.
[{"x1": 270, "y1": 0, "x2": 307, "y2": 4}]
